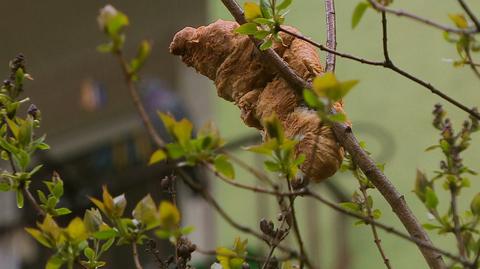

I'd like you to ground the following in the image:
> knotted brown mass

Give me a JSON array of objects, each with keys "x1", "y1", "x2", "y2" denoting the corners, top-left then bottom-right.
[{"x1": 170, "y1": 20, "x2": 344, "y2": 182}]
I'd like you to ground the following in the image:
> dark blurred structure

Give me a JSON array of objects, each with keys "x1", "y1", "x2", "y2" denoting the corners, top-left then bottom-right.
[{"x1": 0, "y1": 1, "x2": 211, "y2": 268}]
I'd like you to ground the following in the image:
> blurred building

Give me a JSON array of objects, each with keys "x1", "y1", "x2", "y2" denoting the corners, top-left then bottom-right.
[{"x1": 0, "y1": 1, "x2": 213, "y2": 268}]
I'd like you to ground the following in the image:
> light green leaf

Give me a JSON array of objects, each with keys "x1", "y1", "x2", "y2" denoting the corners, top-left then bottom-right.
[
  {"x1": 214, "y1": 155, "x2": 235, "y2": 179},
  {"x1": 234, "y1": 23, "x2": 258, "y2": 35},
  {"x1": 277, "y1": 0, "x2": 293, "y2": 11},
  {"x1": 352, "y1": 2, "x2": 369, "y2": 29},
  {"x1": 148, "y1": 149, "x2": 167, "y2": 165}
]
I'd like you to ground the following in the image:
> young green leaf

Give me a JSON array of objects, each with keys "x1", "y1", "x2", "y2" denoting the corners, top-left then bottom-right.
[
  {"x1": 235, "y1": 23, "x2": 259, "y2": 35},
  {"x1": 352, "y1": 2, "x2": 369, "y2": 29},
  {"x1": 148, "y1": 149, "x2": 167, "y2": 165},
  {"x1": 214, "y1": 154, "x2": 235, "y2": 179}
]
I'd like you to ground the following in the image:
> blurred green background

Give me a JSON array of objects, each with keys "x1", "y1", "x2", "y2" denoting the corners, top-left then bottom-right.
[{"x1": 207, "y1": 1, "x2": 480, "y2": 268}]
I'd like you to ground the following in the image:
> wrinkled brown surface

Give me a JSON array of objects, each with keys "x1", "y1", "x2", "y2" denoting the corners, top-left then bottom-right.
[{"x1": 170, "y1": 20, "x2": 344, "y2": 182}]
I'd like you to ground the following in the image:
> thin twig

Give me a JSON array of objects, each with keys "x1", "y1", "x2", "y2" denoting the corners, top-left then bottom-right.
[
  {"x1": 360, "y1": 187, "x2": 393, "y2": 269},
  {"x1": 285, "y1": 178, "x2": 311, "y2": 269},
  {"x1": 324, "y1": 0, "x2": 336, "y2": 72},
  {"x1": 465, "y1": 49, "x2": 480, "y2": 79},
  {"x1": 114, "y1": 51, "x2": 165, "y2": 148},
  {"x1": 278, "y1": 27, "x2": 480, "y2": 121},
  {"x1": 457, "y1": 0, "x2": 480, "y2": 31},
  {"x1": 132, "y1": 242, "x2": 144, "y2": 269},
  {"x1": 175, "y1": 168, "x2": 308, "y2": 265},
  {"x1": 207, "y1": 168, "x2": 467, "y2": 266},
  {"x1": 222, "y1": 150, "x2": 275, "y2": 186},
  {"x1": 219, "y1": 1, "x2": 447, "y2": 268},
  {"x1": 367, "y1": 0, "x2": 477, "y2": 34},
  {"x1": 450, "y1": 187, "x2": 466, "y2": 259}
]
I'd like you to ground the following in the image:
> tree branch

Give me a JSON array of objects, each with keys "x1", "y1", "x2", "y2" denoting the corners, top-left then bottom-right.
[
  {"x1": 457, "y1": 0, "x2": 480, "y2": 31},
  {"x1": 277, "y1": 27, "x2": 480, "y2": 121},
  {"x1": 368, "y1": 0, "x2": 477, "y2": 34},
  {"x1": 218, "y1": 1, "x2": 447, "y2": 268}
]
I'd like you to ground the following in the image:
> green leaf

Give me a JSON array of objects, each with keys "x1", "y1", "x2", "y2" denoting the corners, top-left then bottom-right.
[
  {"x1": 148, "y1": 149, "x2": 167, "y2": 165},
  {"x1": 327, "y1": 113, "x2": 347, "y2": 123},
  {"x1": 173, "y1": 119, "x2": 193, "y2": 146},
  {"x1": 214, "y1": 154, "x2": 235, "y2": 179},
  {"x1": 55, "y1": 208, "x2": 72, "y2": 216},
  {"x1": 422, "y1": 223, "x2": 442, "y2": 230},
  {"x1": 84, "y1": 247, "x2": 95, "y2": 260},
  {"x1": 277, "y1": 0, "x2": 293, "y2": 11},
  {"x1": 264, "y1": 160, "x2": 281, "y2": 172},
  {"x1": 106, "y1": 11, "x2": 129, "y2": 36},
  {"x1": 244, "y1": 2, "x2": 262, "y2": 21},
  {"x1": 340, "y1": 202, "x2": 361, "y2": 212},
  {"x1": 180, "y1": 225, "x2": 195, "y2": 235},
  {"x1": 129, "y1": 40, "x2": 152, "y2": 74},
  {"x1": 244, "y1": 139, "x2": 277, "y2": 155},
  {"x1": 352, "y1": 2, "x2": 369, "y2": 29},
  {"x1": 16, "y1": 190, "x2": 24, "y2": 208},
  {"x1": 46, "y1": 255, "x2": 64, "y2": 269},
  {"x1": 166, "y1": 143, "x2": 185, "y2": 159},
  {"x1": 260, "y1": 0, "x2": 273, "y2": 19},
  {"x1": 448, "y1": 14, "x2": 468, "y2": 29},
  {"x1": 100, "y1": 237, "x2": 115, "y2": 254},
  {"x1": 259, "y1": 38, "x2": 273, "y2": 50},
  {"x1": 133, "y1": 194, "x2": 160, "y2": 230},
  {"x1": 97, "y1": 43, "x2": 114, "y2": 53},
  {"x1": 159, "y1": 201, "x2": 180, "y2": 229},
  {"x1": 425, "y1": 187, "x2": 438, "y2": 209},
  {"x1": 303, "y1": 89, "x2": 322, "y2": 109},
  {"x1": 234, "y1": 23, "x2": 259, "y2": 35},
  {"x1": 471, "y1": 193, "x2": 480, "y2": 215}
]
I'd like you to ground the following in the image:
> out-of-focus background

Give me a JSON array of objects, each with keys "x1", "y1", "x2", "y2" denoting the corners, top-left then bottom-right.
[{"x1": 0, "y1": 0, "x2": 479, "y2": 268}]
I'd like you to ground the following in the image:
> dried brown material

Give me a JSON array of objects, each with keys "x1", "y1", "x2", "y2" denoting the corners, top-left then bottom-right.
[{"x1": 170, "y1": 20, "x2": 344, "y2": 182}]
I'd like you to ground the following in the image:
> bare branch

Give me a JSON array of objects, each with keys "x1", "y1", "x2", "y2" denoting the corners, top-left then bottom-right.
[
  {"x1": 359, "y1": 187, "x2": 393, "y2": 269},
  {"x1": 368, "y1": 0, "x2": 477, "y2": 34},
  {"x1": 132, "y1": 242, "x2": 144, "y2": 269},
  {"x1": 324, "y1": 0, "x2": 337, "y2": 72},
  {"x1": 457, "y1": 0, "x2": 480, "y2": 31}
]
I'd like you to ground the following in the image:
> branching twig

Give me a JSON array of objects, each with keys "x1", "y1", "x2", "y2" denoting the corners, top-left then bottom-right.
[
  {"x1": 359, "y1": 187, "x2": 392, "y2": 269},
  {"x1": 367, "y1": 0, "x2": 477, "y2": 34},
  {"x1": 465, "y1": 49, "x2": 480, "y2": 79},
  {"x1": 219, "y1": 1, "x2": 447, "y2": 268},
  {"x1": 277, "y1": 27, "x2": 480, "y2": 121},
  {"x1": 114, "y1": 51, "x2": 165, "y2": 148}
]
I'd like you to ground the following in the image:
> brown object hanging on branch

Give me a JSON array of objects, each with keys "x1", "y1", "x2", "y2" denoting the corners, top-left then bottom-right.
[{"x1": 169, "y1": 20, "x2": 344, "y2": 182}]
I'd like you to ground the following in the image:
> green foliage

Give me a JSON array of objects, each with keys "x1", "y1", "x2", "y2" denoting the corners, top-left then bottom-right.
[
  {"x1": 245, "y1": 115, "x2": 305, "y2": 180},
  {"x1": 215, "y1": 237, "x2": 248, "y2": 269},
  {"x1": 351, "y1": 2, "x2": 369, "y2": 29},
  {"x1": 150, "y1": 112, "x2": 235, "y2": 179},
  {"x1": 37, "y1": 173, "x2": 72, "y2": 217},
  {"x1": 303, "y1": 72, "x2": 358, "y2": 123},
  {"x1": 443, "y1": 14, "x2": 480, "y2": 69},
  {"x1": 235, "y1": 0, "x2": 293, "y2": 50}
]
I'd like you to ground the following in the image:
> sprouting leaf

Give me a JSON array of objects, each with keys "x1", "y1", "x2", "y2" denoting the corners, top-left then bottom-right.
[
  {"x1": 234, "y1": 23, "x2": 258, "y2": 35},
  {"x1": 129, "y1": 40, "x2": 152, "y2": 74},
  {"x1": 352, "y1": 2, "x2": 369, "y2": 29},
  {"x1": 244, "y1": 2, "x2": 262, "y2": 21},
  {"x1": 84, "y1": 208, "x2": 103, "y2": 234},
  {"x1": 25, "y1": 228, "x2": 52, "y2": 248},
  {"x1": 16, "y1": 190, "x2": 24, "y2": 208},
  {"x1": 448, "y1": 14, "x2": 468, "y2": 29},
  {"x1": 65, "y1": 217, "x2": 88, "y2": 242},
  {"x1": 260, "y1": 0, "x2": 273, "y2": 19},
  {"x1": 277, "y1": 0, "x2": 293, "y2": 11},
  {"x1": 214, "y1": 154, "x2": 235, "y2": 179},
  {"x1": 471, "y1": 193, "x2": 480, "y2": 215},
  {"x1": 173, "y1": 119, "x2": 193, "y2": 146},
  {"x1": 259, "y1": 38, "x2": 273, "y2": 50},
  {"x1": 159, "y1": 201, "x2": 180, "y2": 229},
  {"x1": 313, "y1": 73, "x2": 358, "y2": 101},
  {"x1": 133, "y1": 194, "x2": 160, "y2": 230},
  {"x1": 424, "y1": 187, "x2": 438, "y2": 209},
  {"x1": 340, "y1": 202, "x2": 361, "y2": 212},
  {"x1": 148, "y1": 149, "x2": 167, "y2": 165},
  {"x1": 45, "y1": 255, "x2": 64, "y2": 269},
  {"x1": 303, "y1": 89, "x2": 322, "y2": 109}
]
